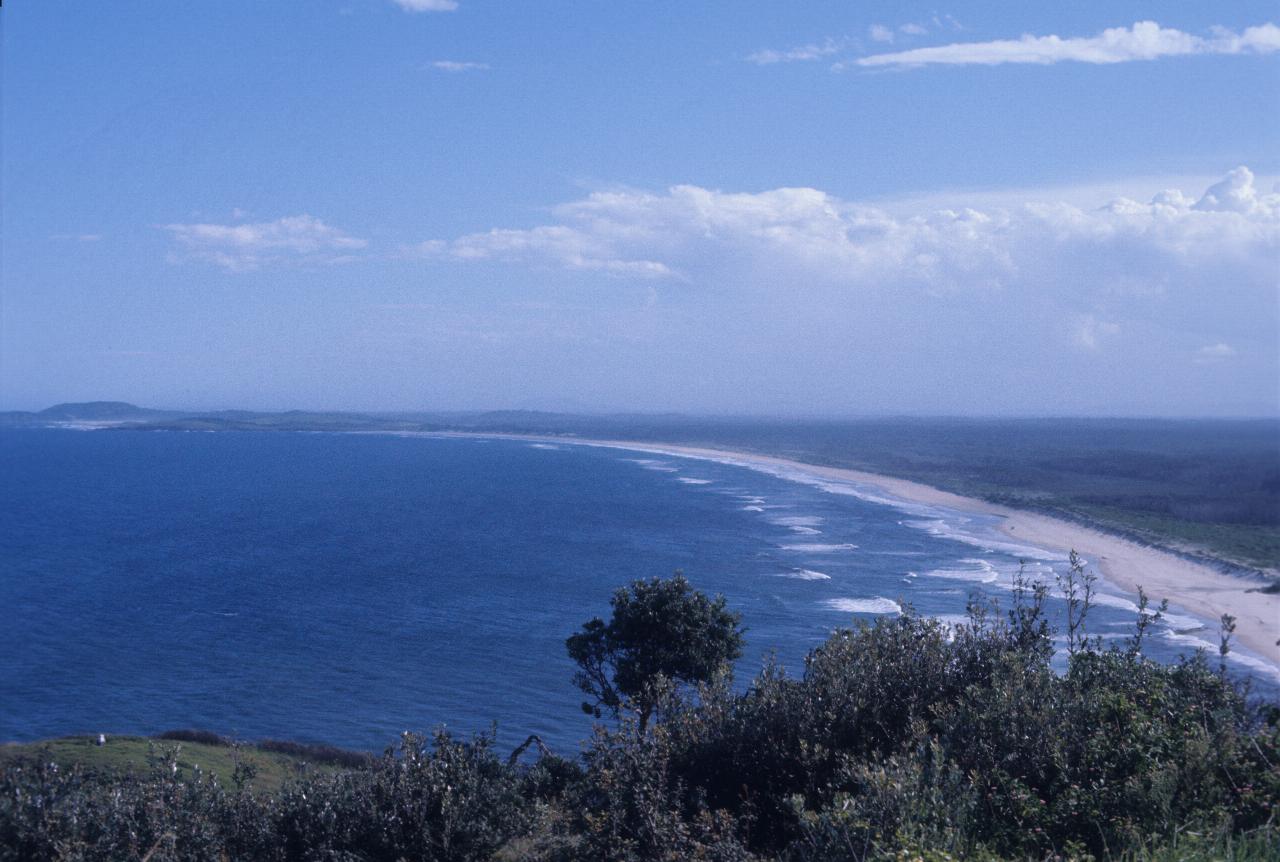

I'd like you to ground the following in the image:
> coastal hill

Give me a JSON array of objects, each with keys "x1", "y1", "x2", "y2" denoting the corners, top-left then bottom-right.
[
  {"x1": 0, "y1": 401, "x2": 183, "y2": 424},
  {"x1": 5, "y1": 401, "x2": 1278, "y2": 575},
  {"x1": 37, "y1": 401, "x2": 170, "y2": 421}
]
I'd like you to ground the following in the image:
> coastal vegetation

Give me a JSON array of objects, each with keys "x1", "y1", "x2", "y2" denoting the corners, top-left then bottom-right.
[
  {"x1": 3, "y1": 574, "x2": 1277, "y2": 861},
  {"x1": 567, "y1": 574, "x2": 745, "y2": 730},
  {"x1": 0, "y1": 735, "x2": 365, "y2": 794}
]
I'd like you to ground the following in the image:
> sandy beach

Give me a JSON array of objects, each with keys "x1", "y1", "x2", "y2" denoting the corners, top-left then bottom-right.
[{"x1": 424, "y1": 432, "x2": 1280, "y2": 666}]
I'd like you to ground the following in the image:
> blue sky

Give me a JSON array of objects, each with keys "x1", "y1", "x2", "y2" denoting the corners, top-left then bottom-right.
[{"x1": 2, "y1": 1, "x2": 1278, "y2": 415}]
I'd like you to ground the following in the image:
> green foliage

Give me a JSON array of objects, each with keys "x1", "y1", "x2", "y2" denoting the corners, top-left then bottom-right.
[
  {"x1": 0, "y1": 730, "x2": 537, "y2": 861},
  {"x1": 589, "y1": 573, "x2": 1278, "y2": 859},
  {"x1": 268, "y1": 730, "x2": 529, "y2": 860},
  {"x1": 574, "y1": 718, "x2": 755, "y2": 861},
  {"x1": 2, "y1": 572, "x2": 1277, "y2": 861},
  {"x1": 0, "y1": 734, "x2": 337, "y2": 793},
  {"x1": 567, "y1": 574, "x2": 745, "y2": 730}
]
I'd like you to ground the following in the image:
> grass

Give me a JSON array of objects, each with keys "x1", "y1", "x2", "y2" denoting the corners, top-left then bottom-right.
[
  {"x1": 1066, "y1": 503, "x2": 1280, "y2": 574},
  {"x1": 1118, "y1": 825, "x2": 1280, "y2": 862},
  {"x1": 0, "y1": 734, "x2": 355, "y2": 791}
]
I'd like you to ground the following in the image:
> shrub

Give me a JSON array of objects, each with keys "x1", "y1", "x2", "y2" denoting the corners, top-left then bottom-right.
[
  {"x1": 2, "y1": 570, "x2": 1276, "y2": 861},
  {"x1": 156, "y1": 728, "x2": 233, "y2": 747},
  {"x1": 256, "y1": 738, "x2": 374, "y2": 769},
  {"x1": 567, "y1": 574, "x2": 745, "y2": 731}
]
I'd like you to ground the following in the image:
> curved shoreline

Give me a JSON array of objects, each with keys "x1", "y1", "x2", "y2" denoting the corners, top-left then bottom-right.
[{"x1": 412, "y1": 431, "x2": 1280, "y2": 666}]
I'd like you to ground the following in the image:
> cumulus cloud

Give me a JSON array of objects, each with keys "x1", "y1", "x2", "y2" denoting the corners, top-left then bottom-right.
[
  {"x1": 432, "y1": 60, "x2": 489, "y2": 72},
  {"x1": 1193, "y1": 167, "x2": 1277, "y2": 215},
  {"x1": 392, "y1": 0, "x2": 457, "y2": 12},
  {"x1": 415, "y1": 167, "x2": 1278, "y2": 414},
  {"x1": 418, "y1": 168, "x2": 1279, "y2": 295},
  {"x1": 397, "y1": 169, "x2": 1280, "y2": 413},
  {"x1": 163, "y1": 214, "x2": 368, "y2": 272},
  {"x1": 850, "y1": 20, "x2": 1280, "y2": 69}
]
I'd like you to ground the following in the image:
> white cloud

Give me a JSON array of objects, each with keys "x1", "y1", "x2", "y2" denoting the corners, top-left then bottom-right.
[
  {"x1": 750, "y1": 20, "x2": 946, "y2": 67},
  {"x1": 419, "y1": 168, "x2": 1279, "y2": 294},
  {"x1": 432, "y1": 60, "x2": 489, "y2": 72},
  {"x1": 398, "y1": 168, "x2": 1280, "y2": 414},
  {"x1": 418, "y1": 223, "x2": 673, "y2": 278},
  {"x1": 415, "y1": 168, "x2": 1278, "y2": 410},
  {"x1": 746, "y1": 38, "x2": 847, "y2": 65},
  {"x1": 850, "y1": 20, "x2": 1280, "y2": 69},
  {"x1": 1194, "y1": 343, "x2": 1238, "y2": 364},
  {"x1": 163, "y1": 214, "x2": 368, "y2": 272},
  {"x1": 1194, "y1": 166, "x2": 1275, "y2": 215},
  {"x1": 392, "y1": 0, "x2": 458, "y2": 12},
  {"x1": 407, "y1": 170, "x2": 1277, "y2": 413}
]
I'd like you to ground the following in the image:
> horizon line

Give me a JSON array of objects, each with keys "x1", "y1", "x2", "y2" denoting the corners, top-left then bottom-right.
[{"x1": 5, "y1": 400, "x2": 1279, "y2": 423}]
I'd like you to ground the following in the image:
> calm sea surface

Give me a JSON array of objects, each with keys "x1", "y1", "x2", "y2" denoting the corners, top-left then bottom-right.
[{"x1": 1, "y1": 429, "x2": 1275, "y2": 753}]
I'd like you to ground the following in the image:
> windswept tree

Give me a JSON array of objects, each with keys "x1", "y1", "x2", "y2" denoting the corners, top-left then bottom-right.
[{"x1": 566, "y1": 574, "x2": 744, "y2": 731}]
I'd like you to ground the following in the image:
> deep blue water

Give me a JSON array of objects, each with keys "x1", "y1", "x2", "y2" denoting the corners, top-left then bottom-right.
[{"x1": 1, "y1": 429, "x2": 1275, "y2": 754}]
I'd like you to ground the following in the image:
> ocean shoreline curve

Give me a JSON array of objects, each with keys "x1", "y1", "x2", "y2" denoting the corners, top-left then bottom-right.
[{"x1": 405, "y1": 431, "x2": 1280, "y2": 666}]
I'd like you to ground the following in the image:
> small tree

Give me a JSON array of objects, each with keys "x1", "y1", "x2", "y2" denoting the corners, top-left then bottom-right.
[
  {"x1": 1056, "y1": 550, "x2": 1097, "y2": 657},
  {"x1": 566, "y1": 573, "x2": 745, "y2": 731}
]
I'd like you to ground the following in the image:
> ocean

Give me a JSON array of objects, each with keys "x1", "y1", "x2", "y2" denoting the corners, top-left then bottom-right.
[{"x1": 1, "y1": 428, "x2": 1275, "y2": 754}]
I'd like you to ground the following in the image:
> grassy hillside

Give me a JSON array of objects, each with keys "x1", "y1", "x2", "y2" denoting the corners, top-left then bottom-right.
[{"x1": 0, "y1": 733, "x2": 364, "y2": 792}]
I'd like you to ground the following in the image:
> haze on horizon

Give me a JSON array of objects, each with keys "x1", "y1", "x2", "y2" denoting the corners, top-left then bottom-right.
[{"x1": 2, "y1": 2, "x2": 1278, "y2": 418}]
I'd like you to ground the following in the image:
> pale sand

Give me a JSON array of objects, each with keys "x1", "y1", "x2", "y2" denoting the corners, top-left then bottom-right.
[{"x1": 424, "y1": 432, "x2": 1280, "y2": 665}]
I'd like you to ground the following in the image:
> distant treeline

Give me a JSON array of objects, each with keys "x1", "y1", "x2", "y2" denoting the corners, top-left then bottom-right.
[{"x1": 3, "y1": 580, "x2": 1277, "y2": 861}]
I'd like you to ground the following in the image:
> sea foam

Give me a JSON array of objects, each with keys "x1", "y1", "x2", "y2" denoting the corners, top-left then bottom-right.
[
  {"x1": 770, "y1": 515, "x2": 824, "y2": 527},
  {"x1": 902, "y1": 518, "x2": 1066, "y2": 563},
  {"x1": 625, "y1": 458, "x2": 680, "y2": 472},
  {"x1": 1160, "y1": 629, "x2": 1280, "y2": 682},
  {"x1": 773, "y1": 569, "x2": 832, "y2": 581},
  {"x1": 924, "y1": 559, "x2": 1001, "y2": 584},
  {"x1": 824, "y1": 597, "x2": 902, "y2": 615}
]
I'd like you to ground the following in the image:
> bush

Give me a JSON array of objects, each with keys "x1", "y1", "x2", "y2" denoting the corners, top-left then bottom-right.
[
  {"x1": 256, "y1": 738, "x2": 374, "y2": 769},
  {"x1": 2, "y1": 572, "x2": 1276, "y2": 860},
  {"x1": 156, "y1": 728, "x2": 234, "y2": 747},
  {"x1": 568, "y1": 574, "x2": 745, "y2": 731}
]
